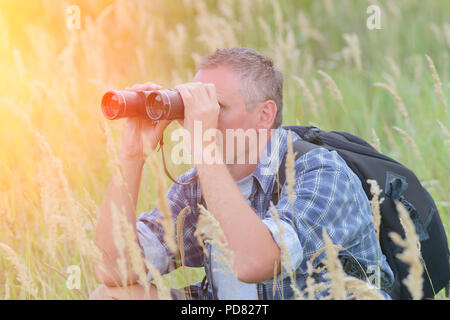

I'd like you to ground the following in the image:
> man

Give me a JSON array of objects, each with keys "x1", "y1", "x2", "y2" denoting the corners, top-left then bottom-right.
[{"x1": 90, "y1": 47, "x2": 394, "y2": 300}]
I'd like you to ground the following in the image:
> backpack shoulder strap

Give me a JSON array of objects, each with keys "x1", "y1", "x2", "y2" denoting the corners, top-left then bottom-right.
[{"x1": 271, "y1": 135, "x2": 320, "y2": 205}]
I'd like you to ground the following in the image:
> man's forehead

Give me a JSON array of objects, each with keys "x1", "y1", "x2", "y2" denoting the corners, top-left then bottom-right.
[{"x1": 193, "y1": 66, "x2": 242, "y2": 101}]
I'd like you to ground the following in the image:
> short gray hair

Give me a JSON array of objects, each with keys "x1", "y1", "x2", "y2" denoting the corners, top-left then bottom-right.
[{"x1": 197, "y1": 48, "x2": 283, "y2": 128}]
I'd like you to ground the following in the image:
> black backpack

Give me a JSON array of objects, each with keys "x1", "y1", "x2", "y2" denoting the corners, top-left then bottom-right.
[{"x1": 272, "y1": 125, "x2": 450, "y2": 300}]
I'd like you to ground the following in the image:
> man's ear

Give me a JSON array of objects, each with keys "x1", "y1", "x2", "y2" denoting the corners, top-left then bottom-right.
[{"x1": 256, "y1": 100, "x2": 277, "y2": 129}]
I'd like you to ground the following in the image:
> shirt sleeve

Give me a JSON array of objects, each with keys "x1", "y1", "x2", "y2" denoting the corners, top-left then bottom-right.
[
  {"x1": 261, "y1": 215, "x2": 303, "y2": 276},
  {"x1": 262, "y1": 147, "x2": 363, "y2": 275},
  {"x1": 136, "y1": 170, "x2": 204, "y2": 281}
]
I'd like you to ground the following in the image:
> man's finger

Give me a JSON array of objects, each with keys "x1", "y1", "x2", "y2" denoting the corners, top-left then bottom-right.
[
  {"x1": 204, "y1": 83, "x2": 217, "y2": 101},
  {"x1": 185, "y1": 82, "x2": 211, "y2": 103},
  {"x1": 175, "y1": 85, "x2": 194, "y2": 107},
  {"x1": 144, "y1": 82, "x2": 162, "y2": 88}
]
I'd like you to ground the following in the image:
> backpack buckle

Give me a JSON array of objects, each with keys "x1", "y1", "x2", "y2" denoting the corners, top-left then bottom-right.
[{"x1": 304, "y1": 127, "x2": 323, "y2": 145}]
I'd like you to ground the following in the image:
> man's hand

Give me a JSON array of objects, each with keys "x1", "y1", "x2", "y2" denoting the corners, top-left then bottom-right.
[
  {"x1": 120, "y1": 82, "x2": 171, "y2": 163},
  {"x1": 175, "y1": 82, "x2": 221, "y2": 164},
  {"x1": 175, "y1": 82, "x2": 220, "y2": 132},
  {"x1": 96, "y1": 81, "x2": 171, "y2": 287}
]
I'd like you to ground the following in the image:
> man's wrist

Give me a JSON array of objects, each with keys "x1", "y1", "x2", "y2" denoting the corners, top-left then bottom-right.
[
  {"x1": 196, "y1": 161, "x2": 227, "y2": 181},
  {"x1": 119, "y1": 153, "x2": 146, "y2": 169}
]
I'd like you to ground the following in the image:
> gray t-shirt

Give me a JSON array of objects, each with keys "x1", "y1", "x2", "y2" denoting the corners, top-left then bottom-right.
[{"x1": 210, "y1": 173, "x2": 258, "y2": 299}]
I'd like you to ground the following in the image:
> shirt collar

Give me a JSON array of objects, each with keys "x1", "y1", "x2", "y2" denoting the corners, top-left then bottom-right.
[{"x1": 253, "y1": 126, "x2": 298, "y2": 194}]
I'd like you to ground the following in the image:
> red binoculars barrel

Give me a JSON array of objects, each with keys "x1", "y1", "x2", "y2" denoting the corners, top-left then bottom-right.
[{"x1": 101, "y1": 89, "x2": 184, "y2": 120}]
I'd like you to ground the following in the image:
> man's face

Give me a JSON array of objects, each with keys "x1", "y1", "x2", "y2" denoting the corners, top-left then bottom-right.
[
  {"x1": 192, "y1": 66, "x2": 260, "y2": 164},
  {"x1": 193, "y1": 66, "x2": 255, "y2": 132}
]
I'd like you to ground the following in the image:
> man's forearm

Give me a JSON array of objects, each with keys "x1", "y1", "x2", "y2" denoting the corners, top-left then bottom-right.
[
  {"x1": 197, "y1": 162, "x2": 281, "y2": 283},
  {"x1": 94, "y1": 156, "x2": 144, "y2": 285}
]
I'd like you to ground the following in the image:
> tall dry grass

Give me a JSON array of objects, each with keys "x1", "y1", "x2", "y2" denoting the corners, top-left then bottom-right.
[{"x1": 389, "y1": 202, "x2": 424, "y2": 300}]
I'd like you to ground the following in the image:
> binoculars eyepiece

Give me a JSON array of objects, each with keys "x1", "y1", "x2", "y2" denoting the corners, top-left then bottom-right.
[{"x1": 101, "y1": 89, "x2": 184, "y2": 120}]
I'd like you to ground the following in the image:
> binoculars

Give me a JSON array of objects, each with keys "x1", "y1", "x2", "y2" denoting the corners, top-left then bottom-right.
[{"x1": 101, "y1": 89, "x2": 184, "y2": 120}]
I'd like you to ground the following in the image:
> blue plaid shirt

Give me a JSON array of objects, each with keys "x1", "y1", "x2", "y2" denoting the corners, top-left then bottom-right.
[{"x1": 136, "y1": 126, "x2": 394, "y2": 299}]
